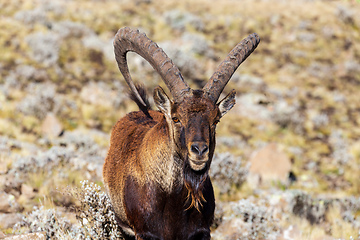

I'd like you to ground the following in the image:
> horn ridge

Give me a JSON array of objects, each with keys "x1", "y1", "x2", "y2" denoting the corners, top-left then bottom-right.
[
  {"x1": 114, "y1": 27, "x2": 190, "y2": 103},
  {"x1": 203, "y1": 33, "x2": 260, "y2": 103}
]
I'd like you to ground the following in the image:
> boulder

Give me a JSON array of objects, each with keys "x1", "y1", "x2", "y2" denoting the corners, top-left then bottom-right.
[
  {"x1": 41, "y1": 112, "x2": 63, "y2": 139},
  {"x1": 0, "y1": 161, "x2": 8, "y2": 174},
  {"x1": 0, "y1": 213, "x2": 22, "y2": 229},
  {"x1": 1, "y1": 175, "x2": 23, "y2": 198},
  {"x1": 247, "y1": 143, "x2": 292, "y2": 188},
  {"x1": 20, "y1": 185, "x2": 35, "y2": 200},
  {"x1": 0, "y1": 192, "x2": 21, "y2": 213}
]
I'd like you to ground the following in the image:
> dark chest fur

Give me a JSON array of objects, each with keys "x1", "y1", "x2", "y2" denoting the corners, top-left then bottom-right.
[{"x1": 122, "y1": 175, "x2": 215, "y2": 240}]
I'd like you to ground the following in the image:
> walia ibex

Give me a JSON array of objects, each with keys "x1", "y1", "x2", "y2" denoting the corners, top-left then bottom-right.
[{"x1": 103, "y1": 27, "x2": 260, "y2": 240}]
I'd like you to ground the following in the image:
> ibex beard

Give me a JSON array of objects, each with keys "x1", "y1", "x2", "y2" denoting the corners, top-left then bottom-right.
[{"x1": 103, "y1": 27, "x2": 259, "y2": 240}]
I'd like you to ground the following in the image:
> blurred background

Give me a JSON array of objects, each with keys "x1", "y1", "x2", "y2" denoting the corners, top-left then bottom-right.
[{"x1": 0, "y1": 0, "x2": 359, "y2": 239}]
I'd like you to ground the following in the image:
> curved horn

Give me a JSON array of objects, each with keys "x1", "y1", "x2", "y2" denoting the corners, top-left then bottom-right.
[
  {"x1": 114, "y1": 27, "x2": 190, "y2": 106},
  {"x1": 203, "y1": 33, "x2": 260, "y2": 103}
]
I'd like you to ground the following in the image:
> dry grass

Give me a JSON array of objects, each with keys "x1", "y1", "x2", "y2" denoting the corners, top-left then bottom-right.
[{"x1": 1, "y1": 0, "x2": 360, "y2": 238}]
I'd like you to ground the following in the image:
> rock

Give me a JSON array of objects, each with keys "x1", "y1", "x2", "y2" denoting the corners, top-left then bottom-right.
[
  {"x1": 247, "y1": 143, "x2": 292, "y2": 189},
  {"x1": 2, "y1": 232, "x2": 46, "y2": 240},
  {"x1": 0, "y1": 192, "x2": 21, "y2": 213},
  {"x1": 41, "y1": 112, "x2": 63, "y2": 139},
  {"x1": 0, "y1": 161, "x2": 8, "y2": 174},
  {"x1": 291, "y1": 192, "x2": 329, "y2": 225},
  {"x1": 0, "y1": 213, "x2": 23, "y2": 229},
  {"x1": 20, "y1": 184, "x2": 35, "y2": 200},
  {"x1": 2, "y1": 174, "x2": 23, "y2": 198}
]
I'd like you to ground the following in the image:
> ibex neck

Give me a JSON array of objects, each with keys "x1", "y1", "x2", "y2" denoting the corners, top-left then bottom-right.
[{"x1": 142, "y1": 119, "x2": 183, "y2": 192}]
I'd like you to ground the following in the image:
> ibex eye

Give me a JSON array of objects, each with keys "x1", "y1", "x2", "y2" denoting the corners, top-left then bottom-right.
[
  {"x1": 172, "y1": 117, "x2": 180, "y2": 123},
  {"x1": 213, "y1": 120, "x2": 220, "y2": 126}
]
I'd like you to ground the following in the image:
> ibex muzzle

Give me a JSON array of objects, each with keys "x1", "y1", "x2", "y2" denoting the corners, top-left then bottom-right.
[{"x1": 103, "y1": 27, "x2": 260, "y2": 240}]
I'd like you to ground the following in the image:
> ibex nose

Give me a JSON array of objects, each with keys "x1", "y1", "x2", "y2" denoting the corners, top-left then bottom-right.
[{"x1": 190, "y1": 142, "x2": 209, "y2": 157}]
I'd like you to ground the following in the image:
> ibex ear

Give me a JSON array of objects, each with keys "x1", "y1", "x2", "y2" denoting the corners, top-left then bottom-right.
[
  {"x1": 154, "y1": 86, "x2": 172, "y2": 118},
  {"x1": 217, "y1": 90, "x2": 236, "y2": 118}
]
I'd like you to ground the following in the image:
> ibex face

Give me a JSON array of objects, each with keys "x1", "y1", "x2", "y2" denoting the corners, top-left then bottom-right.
[{"x1": 154, "y1": 87, "x2": 235, "y2": 172}]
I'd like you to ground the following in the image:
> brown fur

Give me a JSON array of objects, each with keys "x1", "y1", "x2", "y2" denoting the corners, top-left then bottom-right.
[
  {"x1": 106, "y1": 27, "x2": 259, "y2": 239},
  {"x1": 103, "y1": 87, "x2": 233, "y2": 239}
]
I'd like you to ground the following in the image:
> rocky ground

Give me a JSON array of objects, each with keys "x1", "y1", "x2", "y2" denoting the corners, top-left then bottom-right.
[{"x1": 0, "y1": 0, "x2": 360, "y2": 239}]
